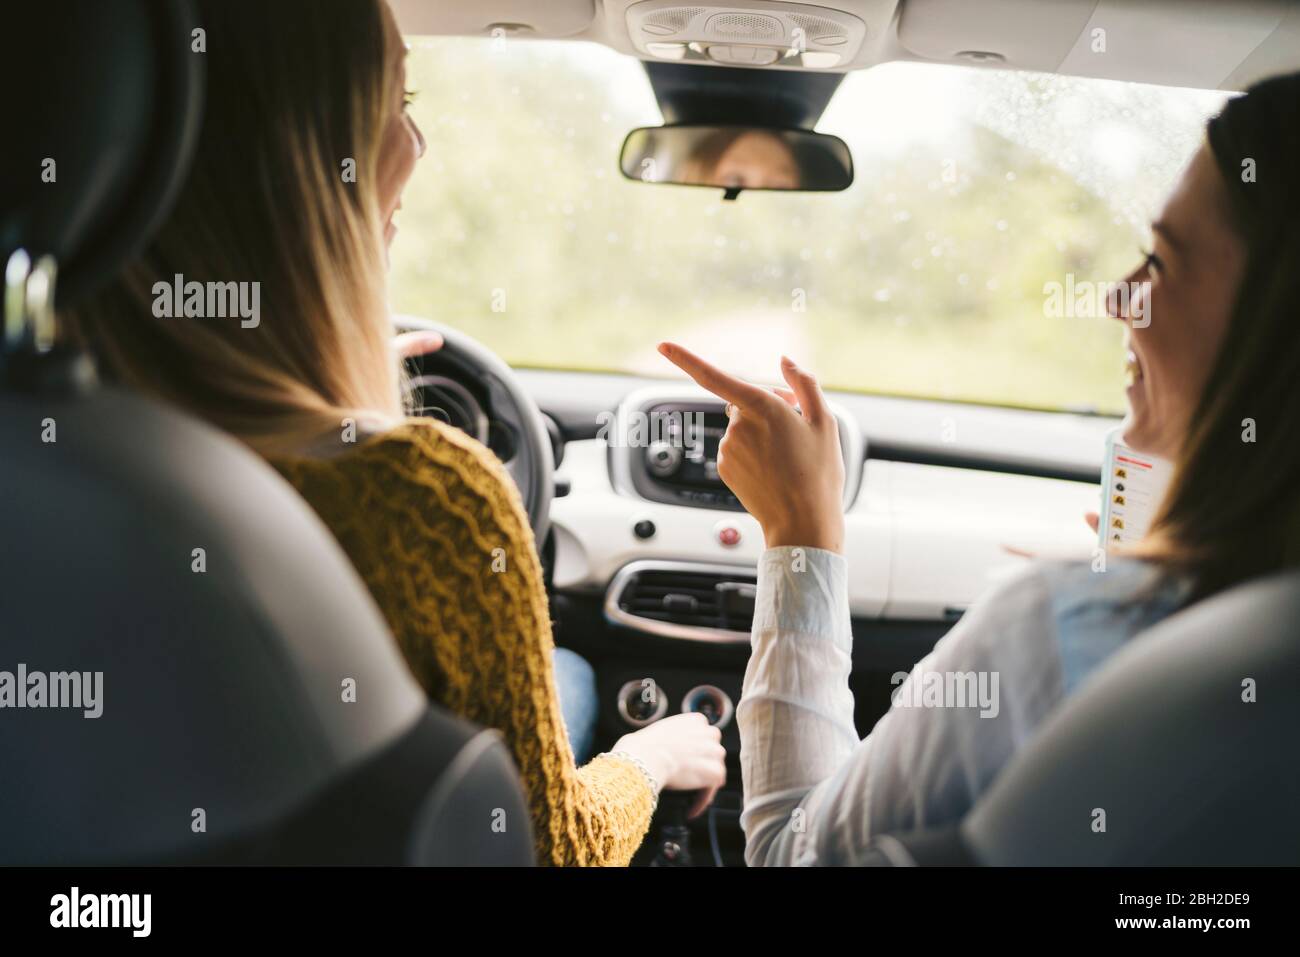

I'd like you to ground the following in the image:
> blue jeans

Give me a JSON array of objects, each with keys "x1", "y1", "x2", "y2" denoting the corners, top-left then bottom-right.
[{"x1": 553, "y1": 647, "x2": 599, "y2": 764}]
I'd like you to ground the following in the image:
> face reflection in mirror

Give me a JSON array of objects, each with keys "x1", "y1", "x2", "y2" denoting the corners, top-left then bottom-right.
[
  {"x1": 680, "y1": 129, "x2": 801, "y2": 190},
  {"x1": 621, "y1": 124, "x2": 852, "y2": 193}
]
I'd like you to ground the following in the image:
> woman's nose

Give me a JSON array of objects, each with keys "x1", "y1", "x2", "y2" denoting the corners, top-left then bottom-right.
[
  {"x1": 410, "y1": 116, "x2": 427, "y2": 158},
  {"x1": 1107, "y1": 266, "x2": 1144, "y2": 323}
]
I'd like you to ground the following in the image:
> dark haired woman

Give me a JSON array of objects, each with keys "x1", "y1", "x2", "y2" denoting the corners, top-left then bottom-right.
[{"x1": 659, "y1": 72, "x2": 1300, "y2": 866}]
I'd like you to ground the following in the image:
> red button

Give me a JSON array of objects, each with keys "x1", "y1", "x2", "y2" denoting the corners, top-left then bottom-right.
[{"x1": 717, "y1": 525, "x2": 741, "y2": 547}]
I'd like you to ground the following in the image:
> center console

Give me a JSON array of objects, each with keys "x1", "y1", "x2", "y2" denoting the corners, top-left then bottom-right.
[
  {"x1": 576, "y1": 385, "x2": 866, "y2": 863},
  {"x1": 601, "y1": 385, "x2": 863, "y2": 647}
]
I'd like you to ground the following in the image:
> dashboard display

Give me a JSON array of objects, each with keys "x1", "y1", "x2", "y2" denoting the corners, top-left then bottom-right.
[
  {"x1": 611, "y1": 388, "x2": 863, "y2": 514},
  {"x1": 644, "y1": 405, "x2": 728, "y2": 488},
  {"x1": 631, "y1": 402, "x2": 742, "y2": 510}
]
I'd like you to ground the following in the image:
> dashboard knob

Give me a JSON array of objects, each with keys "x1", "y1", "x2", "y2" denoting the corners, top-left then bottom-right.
[
  {"x1": 646, "y1": 441, "x2": 683, "y2": 478},
  {"x1": 681, "y1": 684, "x2": 735, "y2": 729},
  {"x1": 617, "y1": 678, "x2": 668, "y2": 727},
  {"x1": 715, "y1": 522, "x2": 741, "y2": 547}
]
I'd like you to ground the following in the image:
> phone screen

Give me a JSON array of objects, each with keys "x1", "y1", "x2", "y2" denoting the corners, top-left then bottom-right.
[{"x1": 1099, "y1": 429, "x2": 1172, "y2": 551}]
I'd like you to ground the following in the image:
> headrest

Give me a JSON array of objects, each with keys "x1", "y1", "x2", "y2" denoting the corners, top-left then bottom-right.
[
  {"x1": 1, "y1": 0, "x2": 203, "y2": 309},
  {"x1": 964, "y1": 568, "x2": 1300, "y2": 865},
  {"x1": 0, "y1": 387, "x2": 429, "y2": 863}
]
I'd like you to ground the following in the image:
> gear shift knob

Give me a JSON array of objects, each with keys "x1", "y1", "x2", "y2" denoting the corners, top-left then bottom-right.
[{"x1": 649, "y1": 790, "x2": 697, "y2": 867}]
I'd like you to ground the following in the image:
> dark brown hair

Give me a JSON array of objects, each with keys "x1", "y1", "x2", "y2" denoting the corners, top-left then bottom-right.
[{"x1": 1143, "y1": 72, "x2": 1300, "y2": 600}]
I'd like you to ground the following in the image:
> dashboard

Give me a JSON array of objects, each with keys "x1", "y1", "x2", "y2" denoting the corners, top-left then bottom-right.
[{"x1": 543, "y1": 375, "x2": 1104, "y2": 629}]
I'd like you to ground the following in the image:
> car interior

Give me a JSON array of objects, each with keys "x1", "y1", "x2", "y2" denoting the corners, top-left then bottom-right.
[{"x1": 3, "y1": 0, "x2": 1299, "y2": 877}]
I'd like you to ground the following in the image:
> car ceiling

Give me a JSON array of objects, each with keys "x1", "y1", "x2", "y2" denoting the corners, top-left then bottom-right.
[{"x1": 391, "y1": 0, "x2": 1300, "y2": 93}]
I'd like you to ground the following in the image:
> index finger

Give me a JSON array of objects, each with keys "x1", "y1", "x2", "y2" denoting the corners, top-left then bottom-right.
[{"x1": 657, "y1": 342, "x2": 771, "y2": 408}]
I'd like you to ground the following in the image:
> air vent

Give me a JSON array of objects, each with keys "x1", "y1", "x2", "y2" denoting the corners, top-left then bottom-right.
[
  {"x1": 642, "y1": 6, "x2": 705, "y2": 35},
  {"x1": 606, "y1": 561, "x2": 757, "y2": 642},
  {"x1": 789, "y1": 13, "x2": 847, "y2": 44},
  {"x1": 704, "y1": 12, "x2": 782, "y2": 41}
]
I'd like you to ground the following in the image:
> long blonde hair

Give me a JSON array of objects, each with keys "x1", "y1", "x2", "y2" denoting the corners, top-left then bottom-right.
[{"x1": 62, "y1": 0, "x2": 404, "y2": 454}]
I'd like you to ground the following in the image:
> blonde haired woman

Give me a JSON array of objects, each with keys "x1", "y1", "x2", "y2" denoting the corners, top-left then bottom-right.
[{"x1": 63, "y1": 0, "x2": 725, "y2": 866}]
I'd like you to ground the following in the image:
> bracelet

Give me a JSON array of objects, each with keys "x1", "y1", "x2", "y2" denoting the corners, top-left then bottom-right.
[{"x1": 604, "y1": 749, "x2": 661, "y2": 813}]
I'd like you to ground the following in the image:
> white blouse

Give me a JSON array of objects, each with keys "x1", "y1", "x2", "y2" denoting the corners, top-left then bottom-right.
[{"x1": 738, "y1": 546, "x2": 1186, "y2": 866}]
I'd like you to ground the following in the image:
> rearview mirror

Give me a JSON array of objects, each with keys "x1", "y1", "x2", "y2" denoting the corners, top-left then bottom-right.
[{"x1": 619, "y1": 124, "x2": 854, "y2": 197}]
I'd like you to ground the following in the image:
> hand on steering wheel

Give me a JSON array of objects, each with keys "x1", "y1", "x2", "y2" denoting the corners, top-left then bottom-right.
[
  {"x1": 394, "y1": 317, "x2": 554, "y2": 546},
  {"x1": 393, "y1": 329, "x2": 444, "y2": 359}
]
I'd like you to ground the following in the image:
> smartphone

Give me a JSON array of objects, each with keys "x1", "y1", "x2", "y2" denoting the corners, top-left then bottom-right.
[{"x1": 1099, "y1": 428, "x2": 1172, "y2": 551}]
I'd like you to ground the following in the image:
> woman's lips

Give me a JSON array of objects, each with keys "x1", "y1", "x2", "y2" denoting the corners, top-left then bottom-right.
[
  {"x1": 1124, "y1": 348, "x2": 1144, "y2": 390},
  {"x1": 384, "y1": 201, "x2": 402, "y2": 244}
]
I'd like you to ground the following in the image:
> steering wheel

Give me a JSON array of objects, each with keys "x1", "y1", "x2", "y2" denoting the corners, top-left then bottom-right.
[{"x1": 394, "y1": 315, "x2": 554, "y2": 547}]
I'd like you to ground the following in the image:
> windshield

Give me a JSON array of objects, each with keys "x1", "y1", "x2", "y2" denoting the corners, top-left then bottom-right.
[{"x1": 392, "y1": 37, "x2": 1230, "y2": 414}]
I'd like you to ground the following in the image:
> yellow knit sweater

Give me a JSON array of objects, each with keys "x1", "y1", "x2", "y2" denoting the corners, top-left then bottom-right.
[{"x1": 271, "y1": 419, "x2": 654, "y2": 865}]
